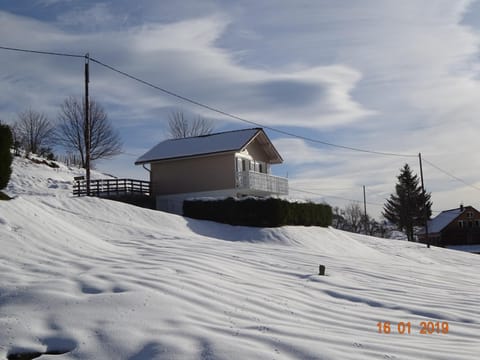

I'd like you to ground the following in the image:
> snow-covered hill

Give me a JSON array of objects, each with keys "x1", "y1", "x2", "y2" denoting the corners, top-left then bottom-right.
[{"x1": 1, "y1": 157, "x2": 479, "y2": 359}]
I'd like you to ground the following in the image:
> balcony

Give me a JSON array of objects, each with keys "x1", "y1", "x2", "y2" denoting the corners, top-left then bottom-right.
[{"x1": 235, "y1": 171, "x2": 288, "y2": 196}]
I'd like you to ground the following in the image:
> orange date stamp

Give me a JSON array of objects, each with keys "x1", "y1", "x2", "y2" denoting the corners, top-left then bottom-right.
[{"x1": 377, "y1": 321, "x2": 449, "y2": 335}]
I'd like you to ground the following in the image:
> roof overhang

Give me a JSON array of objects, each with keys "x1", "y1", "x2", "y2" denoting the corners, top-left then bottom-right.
[
  {"x1": 242, "y1": 129, "x2": 283, "y2": 164},
  {"x1": 135, "y1": 150, "x2": 236, "y2": 165}
]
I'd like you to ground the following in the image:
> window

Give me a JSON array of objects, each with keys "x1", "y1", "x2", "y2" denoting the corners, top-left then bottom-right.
[
  {"x1": 458, "y1": 220, "x2": 464, "y2": 228},
  {"x1": 236, "y1": 158, "x2": 250, "y2": 172},
  {"x1": 246, "y1": 160, "x2": 267, "y2": 173},
  {"x1": 467, "y1": 211, "x2": 474, "y2": 219}
]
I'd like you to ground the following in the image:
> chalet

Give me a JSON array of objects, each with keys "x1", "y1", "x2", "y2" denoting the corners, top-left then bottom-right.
[
  {"x1": 135, "y1": 128, "x2": 288, "y2": 214},
  {"x1": 418, "y1": 205, "x2": 480, "y2": 253}
]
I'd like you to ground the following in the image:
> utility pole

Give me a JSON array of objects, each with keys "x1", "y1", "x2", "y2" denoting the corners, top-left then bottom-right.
[
  {"x1": 418, "y1": 153, "x2": 430, "y2": 248},
  {"x1": 363, "y1": 185, "x2": 368, "y2": 234},
  {"x1": 84, "y1": 53, "x2": 90, "y2": 195}
]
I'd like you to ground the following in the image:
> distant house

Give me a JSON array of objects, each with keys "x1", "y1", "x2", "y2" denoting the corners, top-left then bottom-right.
[
  {"x1": 135, "y1": 128, "x2": 288, "y2": 214},
  {"x1": 418, "y1": 205, "x2": 480, "y2": 253}
]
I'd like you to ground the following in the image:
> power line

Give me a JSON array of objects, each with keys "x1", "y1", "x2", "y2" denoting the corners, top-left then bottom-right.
[
  {"x1": 289, "y1": 186, "x2": 385, "y2": 207},
  {"x1": 1, "y1": 45, "x2": 478, "y2": 195},
  {"x1": 0, "y1": 45, "x2": 84, "y2": 59},
  {"x1": 289, "y1": 186, "x2": 442, "y2": 214},
  {"x1": 89, "y1": 57, "x2": 417, "y2": 158},
  {"x1": 423, "y1": 158, "x2": 480, "y2": 192},
  {"x1": 0, "y1": 45, "x2": 418, "y2": 157},
  {"x1": 88, "y1": 58, "x2": 480, "y2": 192}
]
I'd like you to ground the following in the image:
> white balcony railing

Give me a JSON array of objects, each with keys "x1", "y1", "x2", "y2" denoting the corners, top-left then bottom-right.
[{"x1": 235, "y1": 171, "x2": 288, "y2": 195}]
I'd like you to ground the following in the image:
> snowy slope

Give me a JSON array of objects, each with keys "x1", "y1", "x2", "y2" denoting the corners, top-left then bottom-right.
[{"x1": 0, "y1": 157, "x2": 479, "y2": 359}]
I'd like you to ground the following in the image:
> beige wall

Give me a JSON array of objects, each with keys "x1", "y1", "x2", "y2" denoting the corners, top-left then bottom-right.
[
  {"x1": 245, "y1": 139, "x2": 270, "y2": 162},
  {"x1": 150, "y1": 153, "x2": 235, "y2": 196}
]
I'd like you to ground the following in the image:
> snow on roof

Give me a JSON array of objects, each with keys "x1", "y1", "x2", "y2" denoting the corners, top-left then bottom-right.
[
  {"x1": 447, "y1": 244, "x2": 480, "y2": 253},
  {"x1": 135, "y1": 128, "x2": 280, "y2": 165},
  {"x1": 427, "y1": 208, "x2": 463, "y2": 233}
]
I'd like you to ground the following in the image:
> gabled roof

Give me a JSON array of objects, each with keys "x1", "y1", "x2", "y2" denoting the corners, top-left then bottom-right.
[
  {"x1": 135, "y1": 128, "x2": 283, "y2": 165},
  {"x1": 427, "y1": 208, "x2": 463, "y2": 233}
]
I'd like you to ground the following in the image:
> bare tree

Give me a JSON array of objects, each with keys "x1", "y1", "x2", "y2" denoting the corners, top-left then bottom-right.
[
  {"x1": 334, "y1": 203, "x2": 389, "y2": 237},
  {"x1": 343, "y1": 202, "x2": 364, "y2": 233},
  {"x1": 168, "y1": 110, "x2": 214, "y2": 139},
  {"x1": 332, "y1": 206, "x2": 346, "y2": 229},
  {"x1": 15, "y1": 109, "x2": 55, "y2": 156},
  {"x1": 56, "y1": 96, "x2": 122, "y2": 168},
  {"x1": 10, "y1": 122, "x2": 22, "y2": 156}
]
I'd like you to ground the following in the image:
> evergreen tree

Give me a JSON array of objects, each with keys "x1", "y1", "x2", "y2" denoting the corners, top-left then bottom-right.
[
  {"x1": 0, "y1": 123, "x2": 13, "y2": 190},
  {"x1": 383, "y1": 164, "x2": 432, "y2": 241}
]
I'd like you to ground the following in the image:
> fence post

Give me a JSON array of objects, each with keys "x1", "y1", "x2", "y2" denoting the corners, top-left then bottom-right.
[
  {"x1": 73, "y1": 176, "x2": 85, "y2": 196},
  {"x1": 319, "y1": 265, "x2": 326, "y2": 276}
]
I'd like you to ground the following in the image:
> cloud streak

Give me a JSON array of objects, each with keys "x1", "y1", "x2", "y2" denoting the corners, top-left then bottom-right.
[{"x1": 2, "y1": 1, "x2": 480, "y2": 218}]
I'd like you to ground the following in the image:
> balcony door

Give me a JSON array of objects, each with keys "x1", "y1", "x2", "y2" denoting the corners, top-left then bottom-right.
[
  {"x1": 250, "y1": 160, "x2": 267, "y2": 174},
  {"x1": 236, "y1": 157, "x2": 250, "y2": 172}
]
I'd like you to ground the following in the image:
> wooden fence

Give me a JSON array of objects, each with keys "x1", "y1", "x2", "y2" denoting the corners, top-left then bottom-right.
[{"x1": 73, "y1": 178, "x2": 151, "y2": 197}]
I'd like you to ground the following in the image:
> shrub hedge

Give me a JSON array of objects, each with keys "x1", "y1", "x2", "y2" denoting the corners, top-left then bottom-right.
[
  {"x1": 183, "y1": 197, "x2": 332, "y2": 227},
  {"x1": 104, "y1": 194, "x2": 156, "y2": 210}
]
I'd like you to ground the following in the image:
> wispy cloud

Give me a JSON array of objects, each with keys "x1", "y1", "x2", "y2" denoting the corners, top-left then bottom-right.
[
  {"x1": 36, "y1": 0, "x2": 73, "y2": 6},
  {"x1": 0, "y1": 11, "x2": 374, "y2": 130},
  {"x1": 2, "y1": 1, "x2": 480, "y2": 217},
  {"x1": 56, "y1": 3, "x2": 123, "y2": 30}
]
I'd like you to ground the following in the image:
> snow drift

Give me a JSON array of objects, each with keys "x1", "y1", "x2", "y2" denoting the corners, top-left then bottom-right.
[{"x1": 0, "y1": 157, "x2": 479, "y2": 359}]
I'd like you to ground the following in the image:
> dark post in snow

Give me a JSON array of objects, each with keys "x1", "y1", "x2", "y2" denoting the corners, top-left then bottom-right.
[
  {"x1": 319, "y1": 264, "x2": 326, "y2": 276},
  {"x1": 85, "y1": 53, "x2": 91, "y2": 196},
  {"x1": 418, "y1": 153, "x2": 430, "y2": 248},
  {"x1": 363, "y1": 185, "x2": 368, "y2": 234}
]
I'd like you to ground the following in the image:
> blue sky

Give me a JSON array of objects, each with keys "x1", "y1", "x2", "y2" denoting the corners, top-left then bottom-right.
[{"x1": 2, "y1": 0, "x2": 480, "y2": 218}]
